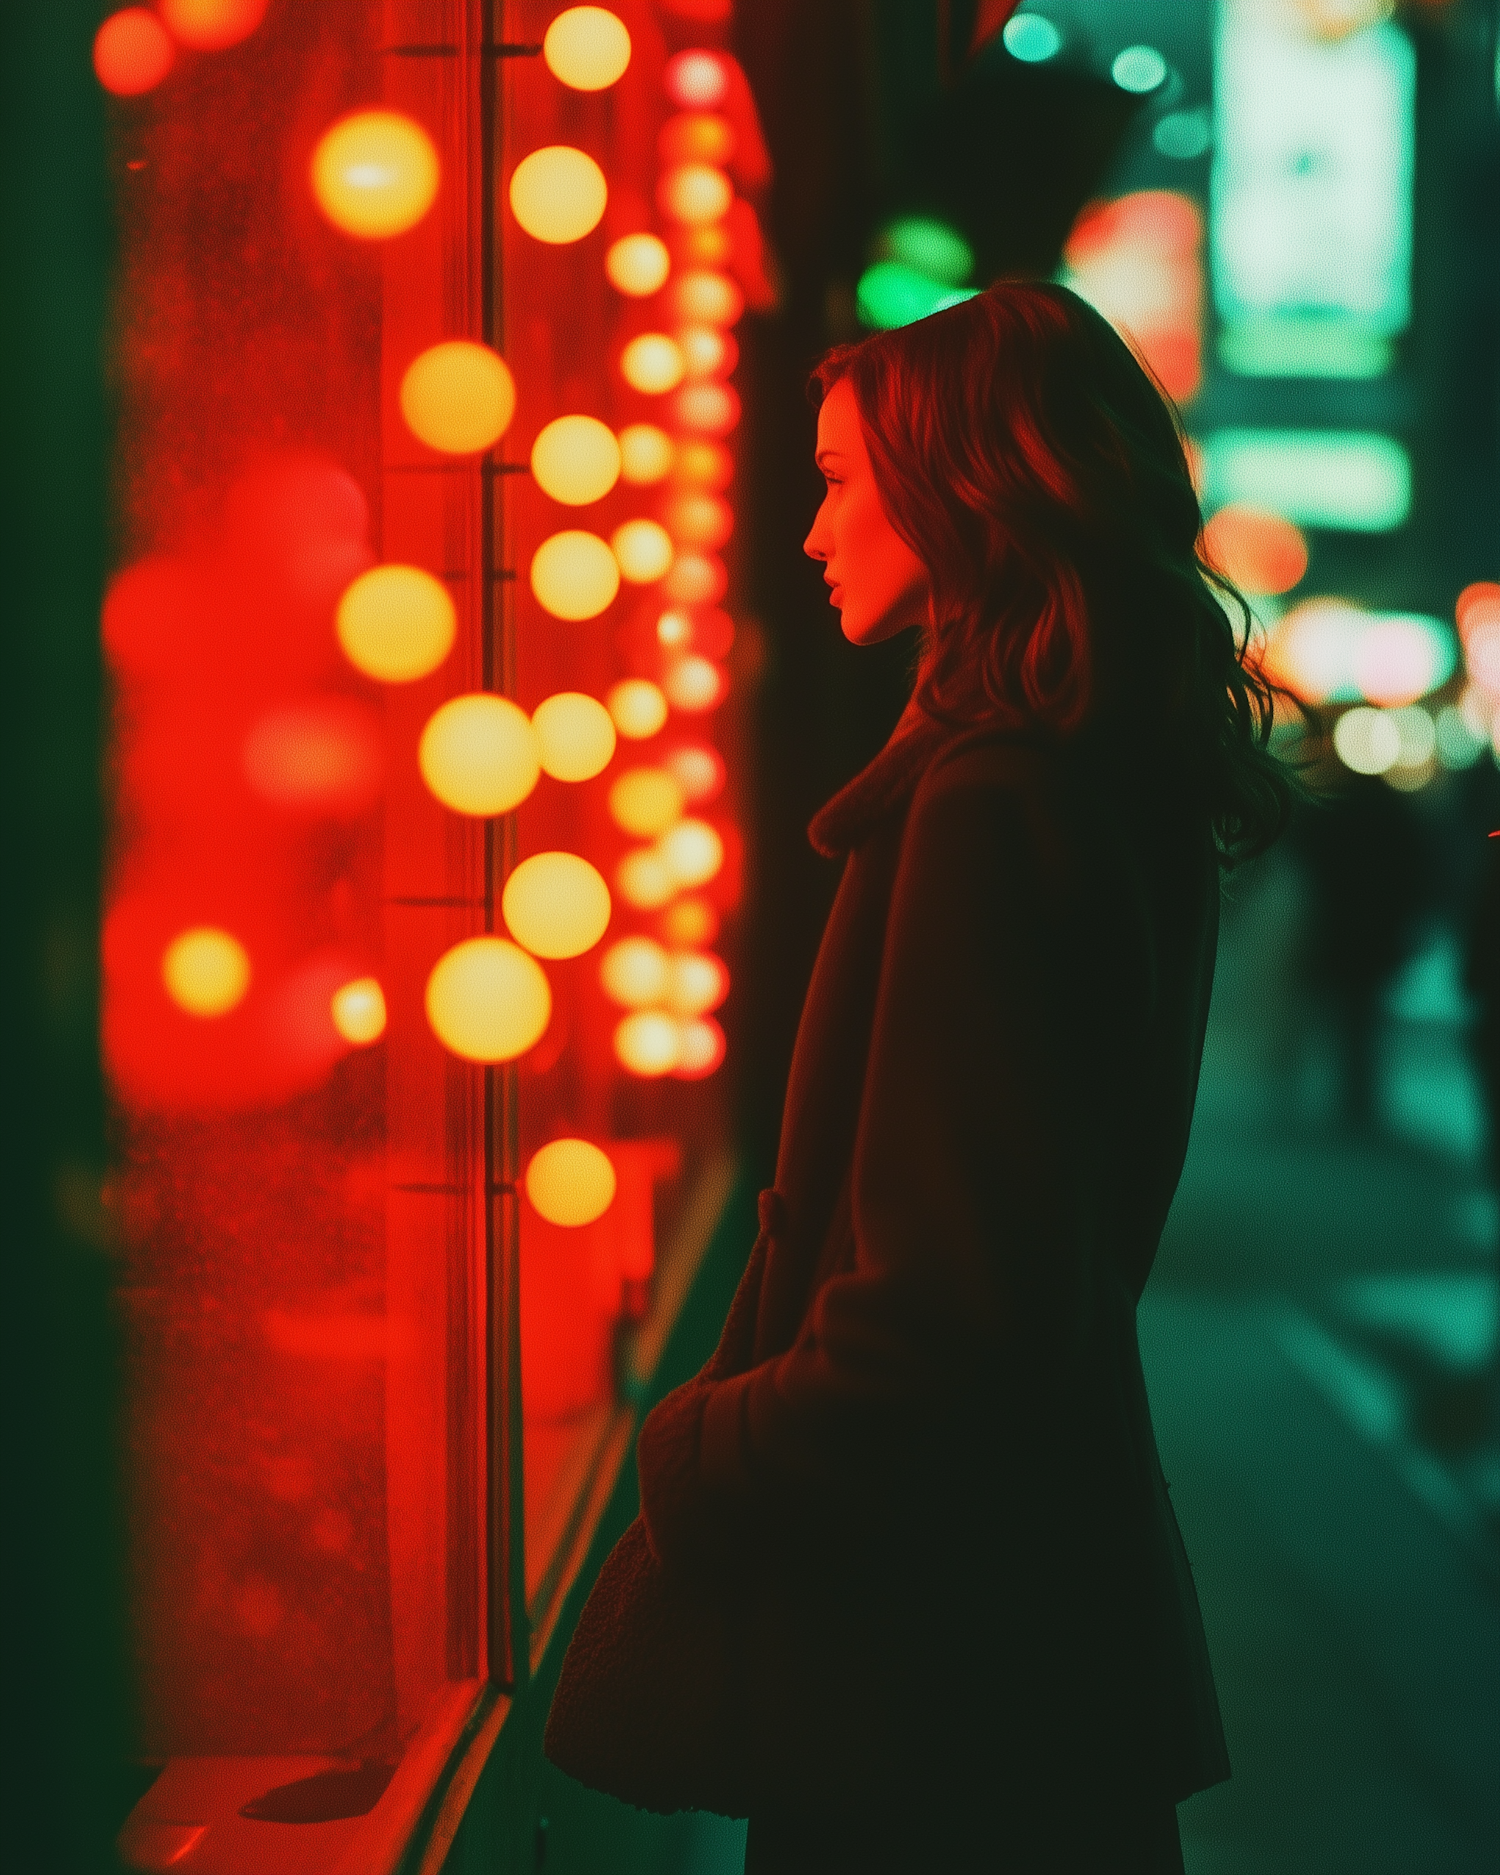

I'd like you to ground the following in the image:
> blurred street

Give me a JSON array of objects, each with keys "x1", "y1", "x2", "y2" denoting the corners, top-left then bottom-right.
[{"x1": 682, "y1": 840, "x2": 1500, "y2": 1875}]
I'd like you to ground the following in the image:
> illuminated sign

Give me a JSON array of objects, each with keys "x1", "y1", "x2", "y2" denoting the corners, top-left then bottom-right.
[
  {"x1": 1200, "y1": 429, "x2": 1411, "y2": 530},
  {"x1": 1212, "y1": 0, "x2": 1415, "y2": 377}
]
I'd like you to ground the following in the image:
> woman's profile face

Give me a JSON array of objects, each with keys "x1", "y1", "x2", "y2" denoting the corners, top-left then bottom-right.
[{"x1": 804, "y1": 377, "x2": 932, "y2": 647}]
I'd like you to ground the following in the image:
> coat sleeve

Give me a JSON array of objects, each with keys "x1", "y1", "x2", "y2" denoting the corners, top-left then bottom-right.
[{"x1": 637, "y1": 748, "x2": 1090, "y2": 1570}]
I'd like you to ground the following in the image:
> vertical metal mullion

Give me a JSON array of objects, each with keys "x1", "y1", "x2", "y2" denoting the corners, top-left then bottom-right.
[{"x1": 482, "y1": 0, "x2": 529, "y2": 1696}]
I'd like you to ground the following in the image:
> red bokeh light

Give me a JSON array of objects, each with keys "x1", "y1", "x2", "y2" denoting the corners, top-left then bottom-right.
[
  {"x1": 93, "y1": 10, "x2": 176, "y2": 95},
  {"x1": 1201, "y1": 505, "x2": 1309, "y2": 597},
  {"x1": 1456, "y1": 582, "x2": 1500, "y2": 640}
]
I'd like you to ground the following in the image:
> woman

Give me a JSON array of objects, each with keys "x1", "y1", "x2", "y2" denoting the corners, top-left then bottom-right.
[{"x1": 545, "y1": 282, "x2": 1299, "y2": 1872}]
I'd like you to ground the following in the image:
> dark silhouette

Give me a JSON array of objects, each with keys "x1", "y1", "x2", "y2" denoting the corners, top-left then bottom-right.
[
  {"x1": 1462, "y1": 827, "x2": 1500, "y2": 1461},
  {"x1": 1288, "y1": 771, "x2": 1436, "y2": 1132},
  {"x1": 545, "y1": 283, "x2": 1302, "y2": 1872}
]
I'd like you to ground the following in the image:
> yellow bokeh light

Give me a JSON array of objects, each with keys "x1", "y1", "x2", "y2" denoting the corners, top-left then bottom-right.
[
  {"x1": 620, "y1": 333, "x2": 685, "y2": 394},
  {"x1": 670, "y1": 270, "x2": 743, "y2": 327},
  {"x1": 335, "y1": 564, "x2": 455, "y2": 682},
  {"x1": 608, "y1": 766, "x2": 684, "y2": 836},
  {"x1": 660, "y1": 894, "x2": 718, "y2": 946},
  {"x1": 606, "y1": 679, "x2": 669, "y2": 740},
  {"x1": 330, "y1": 976, "x2": 387, "y2": 1044},
  {"x1": 509, "y1": 145, "x2": 608, "y2": 244},
  {"x1": 664, "y1": 949, "x2": 728, "y2": 1017},
  {"x1": 159, "y1": 0, "x2": 266, "y2": 49},
  {"x1": 525, "y1": 1137, "x2": 618, "y2": 1227},
  {"x1": 419, "y1": 694, "x2": 540, "y2": 816},
  {"x1": 599, "y1": 936, "x2": 669, "y2": 1008},
  {"x1": 606, "y1": 233, "x2": 671, "y2": 297},
  {"x1": 542, "y1": 6, "x2": 631, "y2": 90},
  {"x1": 614, "y1": 1010, "x2": 680, "y2": 1076},
  {"x1": 530, "y1": 530, "x2": 621, "y2": 620},
  {"x1": 502, "y1": 851, "x2": 612, "y2": 959},
  {"x1": 666, "y1": 491, "x2": 733, "y2": 548},
  {"x1": 659, "y1": 112, "x2": 736, "y2": 167},
  {"x1": 532, "y1": 691, "x2": 616, "y2": 781},
  {"x1": 658, "y1": 817, "x2": 723, "y2": 887},
  {"x1": 616, "y1": 848, "x2": 677, "y2": 910},
  {"x1": 675, "y1": 1015, "x2": 726, "y2": 1078},
  {"x1": 673, "y1": 438, "x2": 733, "y2": 489},
  {"x1": 530, "y1": 414, "x2": 621, "y2": 505},
  {"x1": 425, "y1": 936, "x2": 551, "y2": 1062},
  {"x1": 400, "y1": 341, "x2": 516, "y2": 454},
  {"x1": 657, "y1": 163, "x2": 733, "y2": 227},
  {"x1": 682, "y1": 224, "x2": 732, "y2": 266},
  {"x1": 310, "y1": 110, "x2": 439, "y2": 240},
  {"x1": 611, "y1": 519, "x2": 674, "y2": 584},
  {"x1": 663, "y1": 655, "x2": 725, "y2": 713},
  {"x1": 618, "y1": 423, "x2": 675, "y2": 485},
  {"x1": 162, "y1": 926, "x2": 250, "y2": 1018},
  {"x1": 664, "y1": 551, "x2": 727, "y2": 606},
  {"x1": 674, "y1": 382, "x2": 740, "y2": 437},
  {"x1": 677, "y1": 325, "x2": 737, "y2": 380}
]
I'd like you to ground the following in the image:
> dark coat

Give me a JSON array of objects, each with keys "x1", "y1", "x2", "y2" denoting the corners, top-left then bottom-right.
[{"x1": 561, "y1": 705, "x2": 1230, "y2": 1821}]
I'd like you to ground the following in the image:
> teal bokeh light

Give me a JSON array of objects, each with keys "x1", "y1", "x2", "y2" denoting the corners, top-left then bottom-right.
[
  {"x1": 1002, "y1": 13, "x2": 1062, "y2": 63},
  {"x1": 1112, "y1": 44, "x2": 1168, "y2": 93}
]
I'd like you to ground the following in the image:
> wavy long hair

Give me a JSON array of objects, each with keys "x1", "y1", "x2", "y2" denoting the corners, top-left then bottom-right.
[{"x1": 811, "y1": 282, "x2": 1306, "y2": 870}]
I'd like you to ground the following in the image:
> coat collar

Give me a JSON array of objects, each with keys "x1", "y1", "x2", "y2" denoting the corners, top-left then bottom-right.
[
  {"x1": 808, "y1": 697, "x2": 1111, "y2": 858},
  {"x1": 806, "y1": 700, "x2": 958, "y2": 858}
]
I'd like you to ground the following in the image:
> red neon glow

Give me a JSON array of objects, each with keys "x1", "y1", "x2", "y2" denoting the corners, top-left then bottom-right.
[
  {"x1": 159, "y1": 0, "x2": 269, "y2": 50},
  {"x1": 94, "y1": 10, "x2": 176, "y2": 95},
  {"x1": 241, "y1": 700, "x2": 384, "y2": 816}
]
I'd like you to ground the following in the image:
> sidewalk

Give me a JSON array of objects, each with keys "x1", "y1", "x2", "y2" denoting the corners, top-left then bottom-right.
[{"x1": 1148, "y1": 853, "x2": 1500, "y2": 1874}]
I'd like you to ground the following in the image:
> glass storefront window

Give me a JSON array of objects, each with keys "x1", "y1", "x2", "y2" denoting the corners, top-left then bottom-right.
[{"x1": 106, "y1": 3, "x2": 754, "y2": 1865}]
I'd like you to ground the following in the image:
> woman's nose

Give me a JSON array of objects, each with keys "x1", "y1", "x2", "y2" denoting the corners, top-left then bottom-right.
[{"x1": 803, "y1": 508, "x2": 828, "y2": 561}]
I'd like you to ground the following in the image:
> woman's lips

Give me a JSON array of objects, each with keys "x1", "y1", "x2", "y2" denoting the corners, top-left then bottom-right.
[{"x1": 828, "y1": 584, "x2": 843, "y2": 605}]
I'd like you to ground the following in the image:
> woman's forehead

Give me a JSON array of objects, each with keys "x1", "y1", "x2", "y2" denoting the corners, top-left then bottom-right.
[{"x1": 816, "y1": 377, "x2": 861, "y2": 455}]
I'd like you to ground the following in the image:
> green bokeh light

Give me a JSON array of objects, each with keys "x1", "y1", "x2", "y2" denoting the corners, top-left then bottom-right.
[
  {"x1": 856, "y1": 262, "x2": 980, "y2": 330},
  {"x1": 880, "y1": 217, "x2": 975, "y2": 287}
]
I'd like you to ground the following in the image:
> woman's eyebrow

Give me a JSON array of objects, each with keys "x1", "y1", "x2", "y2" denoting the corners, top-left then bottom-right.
[{"x1": 815, "y1": 448, "x2": 845, "y2": 468}]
